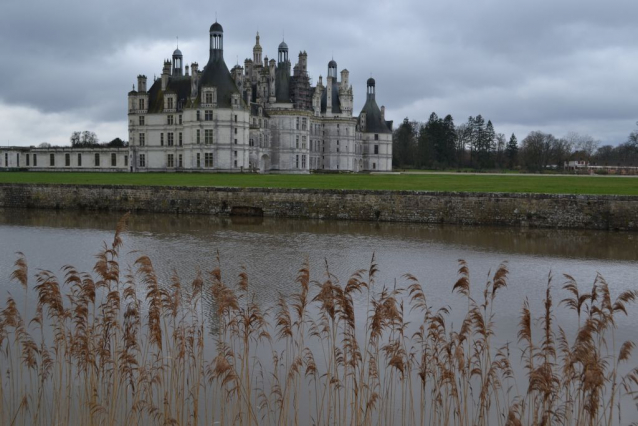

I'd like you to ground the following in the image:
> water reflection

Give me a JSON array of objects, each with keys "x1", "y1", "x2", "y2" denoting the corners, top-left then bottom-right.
[{"x1": 2, "y1": 208, "x2": 636, "y2": 261}]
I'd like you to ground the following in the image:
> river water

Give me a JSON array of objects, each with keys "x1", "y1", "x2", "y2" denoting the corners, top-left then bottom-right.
[
  {"x1": 1, "y1": 208, "x2": 637, "y2": 422},
  {"x1": 1, "y1": 208, "x2": 637, "y2": 340}
]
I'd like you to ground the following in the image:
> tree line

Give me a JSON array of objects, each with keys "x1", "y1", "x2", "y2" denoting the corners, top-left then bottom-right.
[{"x1": 393, "y1": 115, "x2": 638, "y2": 171}]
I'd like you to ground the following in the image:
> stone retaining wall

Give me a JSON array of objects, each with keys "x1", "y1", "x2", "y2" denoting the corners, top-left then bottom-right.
[{"x1": 1, "y1": 183, "x2": 637, "y2": 230}]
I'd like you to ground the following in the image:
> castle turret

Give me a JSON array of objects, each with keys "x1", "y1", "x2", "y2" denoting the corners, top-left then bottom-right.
[
  {"x1": 209, "y1": 21, "x2": 224, "y2": 61},
  {"x1": 275, "y1": 41, "x2": 291, "y2": 102},
  {"x1": 253, "y1": 32, "x2": 262, "y2": 63},
  {"x1": 172, "y1": 47, "x2": 183, "y2": 76}
]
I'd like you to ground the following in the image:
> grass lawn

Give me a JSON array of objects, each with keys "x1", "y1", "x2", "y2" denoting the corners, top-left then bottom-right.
[{"x1": 0, "y1": 171, "x2": 637, "y2": 195}]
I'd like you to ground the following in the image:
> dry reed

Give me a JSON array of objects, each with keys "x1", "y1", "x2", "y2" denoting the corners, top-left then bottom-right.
[{"x1": 0, "y1": 216, "x2": 637, "y2": 425}]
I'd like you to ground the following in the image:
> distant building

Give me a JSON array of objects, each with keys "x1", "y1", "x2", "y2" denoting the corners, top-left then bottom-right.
[{"x1": 1, "y1": 21, "x2": 393, "y2": 174}]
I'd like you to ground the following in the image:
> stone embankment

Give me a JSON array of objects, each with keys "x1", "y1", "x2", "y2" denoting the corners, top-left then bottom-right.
[{"x1": 1, "y1": 183, "x2": 637, "y2": 231}]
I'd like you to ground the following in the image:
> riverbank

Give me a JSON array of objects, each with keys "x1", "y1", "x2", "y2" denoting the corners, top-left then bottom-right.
[{"x1": 1, "y1": 183, "x2": 637, "y2": 230}]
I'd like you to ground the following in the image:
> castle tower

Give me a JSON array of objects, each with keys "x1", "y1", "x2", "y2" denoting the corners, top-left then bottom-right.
[
  {"x1": 209, "y1": 21, "x2": 224, "y2": 61},
  {"x1": 253, "y1": 32, "x2": 262, "y2": 64},
  {"x1": 275, "y1": 41, "x2": 291, "y2": 103},
  {"x1": 172, "y1": 46, "x2": 183, "y2": 76},
  {"x1": 367, "y1": 77, "x2": 376, "y2": 101}
]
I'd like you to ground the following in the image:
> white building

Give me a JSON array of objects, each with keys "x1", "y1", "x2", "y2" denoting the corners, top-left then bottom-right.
[
  {"x1": 128, "y1": 21, "x2": 393, "y2": 173},
  {"x1": 1, "y1": 21, "x2": 393, "y2": 174}
]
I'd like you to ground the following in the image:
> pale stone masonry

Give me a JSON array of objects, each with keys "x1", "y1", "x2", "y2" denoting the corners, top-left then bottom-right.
[
  {"x1": 1, "y1": 21, "x2": 393, "y2": 174},
  {"x1": 127, "y1": 21, "x2": 393, "y2": 173},
  {"x1": 1, "y1": 184, "x2": 638, "y2": 231}
]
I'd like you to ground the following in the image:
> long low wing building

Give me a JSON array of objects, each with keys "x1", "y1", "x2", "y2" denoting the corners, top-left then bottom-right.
[{"x1": 1, "y1": 21, "x2": 393, "y2": 174}]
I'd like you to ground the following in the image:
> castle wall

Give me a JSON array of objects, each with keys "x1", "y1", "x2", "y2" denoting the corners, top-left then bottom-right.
[{"x1": 2, "y1": 183, "x2": 637, "y2": 231}]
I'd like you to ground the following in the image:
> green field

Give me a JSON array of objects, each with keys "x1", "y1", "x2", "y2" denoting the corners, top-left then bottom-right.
[{"x1": 0, "y1": 171, "x2": 636, "y2": 195}]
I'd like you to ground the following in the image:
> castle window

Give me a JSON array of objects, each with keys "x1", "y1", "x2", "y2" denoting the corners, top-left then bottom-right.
[
  {"x1": 167, "y1": 154, "x2": 174, "y2": 168},
  {"x1": 234, "y1": 151, "x2": 237, "y2": 158},
  {"x1": 167, "y1": 98, "x2": 174, "y2": 109},
  {"x1": 179, "y1": 133, "x2": 182, "y2": 146},
  {"x1": 204, "y1": 153, "x2": 213, "y2": 167},
  {"x1": 168, "y1": 133, "x2": 174, "y2": 146},
  {"x1": 77, "y1": 154, "x2": 81, "y2": 167},
  {"x1": 167, "y1": 115, "x2": 174, "y2": 125},
  {"x1": 302, "y1": 118, "x2": 307, "y2": 130},
  {"x1": 50, "y1": 154, "x2": 55, "y2": 166},
  {"x1": 124, "y1": 155, "x2": 128, "y2": 167},
  {"x1": 196, "y1": 153, "x2": 201, "y2": 168},
  {"x1": 296, "y1": 135, "x2": 299, "y2": 149},
  {"x1": 205, "y1": 110, "x2": 213, "y2": 121},
  {"x1": 296, "y1": 117, "x2": 299, "y2": 130},
  {"x1": 205, "y1": 129, "x2": 213, "y2": 144},
  {"x1": 234, "y1": 128, "x2": 237, "y2": 134},
  {"x1": 139, "y1": 116, "x2": 145, "y2": 126},
  {"x1": 33, "y1": 154, "x2": 37, "y2": 167},
  {"x1": 234, "y1": 139, "x2": 237, "y2": 144},
  {"x1": 139, "y1": 99, "x2": 145, "y2": 110},
  {"x1": 234, "y1": 160, "x2": 238, "y2": 167},
  {"x1": 178, "y1": 154, "x2": 183, "y2": 168},
  {"x1": 65, "y1": 153, "x2": 70, "y2": 167},
  {"x1": 234, "y1": 115, "x2": 237, "y2": 123},
  {"x1": 139, "y1": 133, "x2": 145, "y2": 146},
  {"x1": 296, "y1": 155, "x2": 299, "y2": 168},
  {"x1": 197, "y1": 111, "x2": 201, "y2": 121},
  {"x1": 139, "y1": 154, "x2": 146, "y2": 167},
  {"x1": 26, "y1": 154, "x2": 30, "y2": 166},
  {"x1": 111, "y1": 153, "x2": 116, "y2": 167},
  {"x1": 178, "y1": 115, "x2": 182, "y2": 125},
  {"x1": 374, "y1": 145, "x2": 379, "y2": 155},
  {"x1": 302, "y1": 155, "x2": 306, "y2": 169},
  {"x1": 196, "y1": 129, "x2": 200, "y2": 144},
  {"x1": 205, "y1": 92, "x2": 213, "y2": 104},
  {"x1": 375, "y1": 134, "x2": 379, "y2": 140},
  {"x1": 373, "y1": 162, "x2": 376, "y2": 170},
  {"x1": 160, "y1": 133, "x2": 164, "y2": 146}
]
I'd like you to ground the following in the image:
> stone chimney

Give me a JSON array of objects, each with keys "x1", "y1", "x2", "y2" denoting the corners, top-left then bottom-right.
[
  {"x1": 137, "y1": 75, "x2": 147, "y2": 92},
  {"x1": 161, "y1": 60, "x2": 171, "y2": 91},
  {"x1": 381, "y1": 106, "x2": 385, "y2": 121},
  {"x1": 326, "y1": 76, "x2": 333, "y2": 114}
]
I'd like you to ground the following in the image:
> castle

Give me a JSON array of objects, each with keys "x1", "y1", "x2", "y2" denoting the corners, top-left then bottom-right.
[
  {"x1": 127, "y1": 21, "x2": 393, "y2": 173},
  {"x1": 0, "y1": 22, "x2": 393, "y2": 173}
]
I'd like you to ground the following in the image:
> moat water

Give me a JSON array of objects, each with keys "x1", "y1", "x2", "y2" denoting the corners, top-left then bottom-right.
[{"x1": 1, "y1": 208, "x2": 637, "y2": 339}]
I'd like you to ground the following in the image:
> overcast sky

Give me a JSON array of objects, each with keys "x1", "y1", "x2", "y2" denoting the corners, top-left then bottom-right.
[{"x1": 1, "y1": 0, "x2": 637, "y2": 147}]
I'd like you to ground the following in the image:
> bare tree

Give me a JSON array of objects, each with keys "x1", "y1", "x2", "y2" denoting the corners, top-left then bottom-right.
[
  {"x1": 564, "y1": 131, "x2": 599, "y2": 161},
  {"x1": 520, "y1": 131, "x2": 556, "y2": 171}
]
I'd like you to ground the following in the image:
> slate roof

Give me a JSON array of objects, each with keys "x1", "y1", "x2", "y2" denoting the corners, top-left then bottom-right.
[
  {"x1": 320, "y1": 82, "x2": 341, "y2": 114},
  {"x1": 359, "y1": 97, "x2": 391, "y2": 134},
  {"x1": 199, "y1": 55, "x2": 243, "y2": 108}
]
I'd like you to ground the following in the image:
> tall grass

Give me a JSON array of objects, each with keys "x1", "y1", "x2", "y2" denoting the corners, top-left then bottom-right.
[{"x1": 1, "y1": 215, "x2": 637, "y2": 425}]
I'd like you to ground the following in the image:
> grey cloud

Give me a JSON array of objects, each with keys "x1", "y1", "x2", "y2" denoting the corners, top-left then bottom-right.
[{"x1": 1, "y1": 0, "x2": 637, "y2": 145}]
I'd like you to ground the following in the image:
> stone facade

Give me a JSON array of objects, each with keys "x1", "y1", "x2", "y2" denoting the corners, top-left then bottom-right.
[
  {"x1": 0, "y1": 147, "x2": 129, "y2": 171},
  {"x1": 1, "y1": 183, "x2": 637, "y2": 231},
  {"x1": 127, "y1": 22, "x2": 393, "y2": 173}
]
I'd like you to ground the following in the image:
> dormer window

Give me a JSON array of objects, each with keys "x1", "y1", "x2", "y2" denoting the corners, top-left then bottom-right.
[
  {"x1": 139, "y1": 99, "x2": 145, "y2": 110},
  {"x1": 167, "y1": 97, "x2": 174, "y2": 109},
  {"x1": 202, "y1": 88, "x2": 217, "y2": 106}
]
